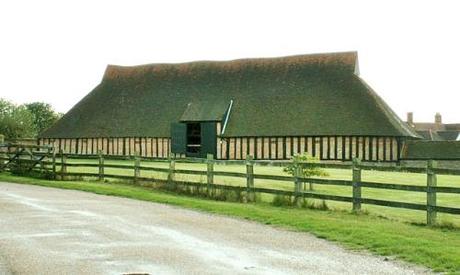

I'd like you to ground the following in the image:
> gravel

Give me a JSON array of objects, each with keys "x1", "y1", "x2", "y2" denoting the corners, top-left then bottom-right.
[{"x1": 0, "y1": 182, "x2": 431, "y2": 274}]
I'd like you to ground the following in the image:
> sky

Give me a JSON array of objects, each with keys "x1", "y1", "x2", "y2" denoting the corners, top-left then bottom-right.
[{"x1": 1, "y1": 0, "x2": 459, "y2": 123}]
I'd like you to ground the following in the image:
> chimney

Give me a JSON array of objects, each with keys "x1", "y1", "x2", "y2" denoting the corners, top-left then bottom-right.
[
  {"x1": 407, "y1": 112, "x2": 413, "y2": 125},
  {"x1": 435, "y1": 113, "x2": 442, "y2": 124}
]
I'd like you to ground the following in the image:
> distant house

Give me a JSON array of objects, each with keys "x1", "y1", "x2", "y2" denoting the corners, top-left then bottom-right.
[
  {"x1": 39, "y1": 51, "x2": 419, "y2": 162},
  {"x1": 406, "y1": 112, "x2": 460, "y2": 141}
]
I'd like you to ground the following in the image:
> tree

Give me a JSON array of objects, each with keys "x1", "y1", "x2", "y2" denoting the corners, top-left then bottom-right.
[
  {"x1": 0, "y1": 99, "x2": 36, "y2": 139},
  {"x1": 283, "y1": 153, "x2": 329, "y2": 190},
  {"x1": 24, "y1": 102, "x2": 61, "y2": 135}
]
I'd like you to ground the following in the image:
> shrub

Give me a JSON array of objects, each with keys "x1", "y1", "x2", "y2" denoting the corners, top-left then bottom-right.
[
  {"x1": 283, "y1": 153, "x2": 329, "y2": 190},
  {"x1": 301, "y1": 199, "x2": 329, "y2": 211},
  {"x1": 272, "y1": 194, "x2": 294, "y2": 207},
  {"x1": 283, "y1": 153, "x2": 329, "y2": 178}
]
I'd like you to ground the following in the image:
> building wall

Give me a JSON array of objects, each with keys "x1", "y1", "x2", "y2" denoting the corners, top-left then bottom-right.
[
  {"x1": 218, "y1": 136, "x2": 401, "y2": 162},
  {"x1": 38, "y1": 137, "x2": 172, "y2": 158},
  {"x1": 39, "y1": 135, "x2": 401, "y2": 161}
]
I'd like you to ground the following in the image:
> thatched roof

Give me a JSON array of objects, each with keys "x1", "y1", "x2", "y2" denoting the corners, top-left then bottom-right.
[
  {"x1": 403, "y1": 140, "x2": 460, "y2": 160},
  {"x1": 40, "y1": 51, "x2": 418, "y2": 138}
]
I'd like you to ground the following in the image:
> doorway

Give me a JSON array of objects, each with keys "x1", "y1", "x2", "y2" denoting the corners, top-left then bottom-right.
[
  {"x1": 186, "y1": 123, "x2": 201, "y2": 156},
  {"x1": 170, "y1": 121, "x2": 217, "y2": 158}
]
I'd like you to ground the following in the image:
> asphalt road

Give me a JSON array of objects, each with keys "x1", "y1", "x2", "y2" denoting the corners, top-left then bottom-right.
[{"x1": 0, "y1": 182, "x2": 429, "y2": 274}]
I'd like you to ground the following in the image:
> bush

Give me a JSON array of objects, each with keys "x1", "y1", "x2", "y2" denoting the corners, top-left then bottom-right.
[
  {"x1": 283, "y1": 153, "x2": 329, "y2": 178},
  {"x1": 272, "y1": 194, "x2": 294, "y2": 207},
  {"x1": 157, "y1": 181, "x2": 246, "y2": 203},
  {"x1": 283, "y1": 153, "x2": 329, "y2": 191},
  {"x1": 301, "y1": 199, "x2": 329, "y2": 211}
]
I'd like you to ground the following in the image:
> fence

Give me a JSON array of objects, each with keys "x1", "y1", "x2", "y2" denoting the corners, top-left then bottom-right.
[{"x1": 1, "y1": 144, "x2": 460, "y2": 226}]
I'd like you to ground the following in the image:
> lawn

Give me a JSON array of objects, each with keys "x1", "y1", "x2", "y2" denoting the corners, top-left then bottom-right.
[
  {"x1": 0, "y1": 172, "x2": 459, "y2": 273},
  {"x1": 62, "y1": 157, "x2": 460, "y2": 227}
]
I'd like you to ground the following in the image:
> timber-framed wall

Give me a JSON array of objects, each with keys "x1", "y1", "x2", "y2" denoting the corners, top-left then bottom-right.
[
  {"x1": 217, "y1": 136, "x2": 401, "y2": 162},
  {"x1": 38, "y1": 137, "x2": 172, "y2": 158},
  {"x1": 39, "y1": 135, "x2": 402, "y2": 162}
]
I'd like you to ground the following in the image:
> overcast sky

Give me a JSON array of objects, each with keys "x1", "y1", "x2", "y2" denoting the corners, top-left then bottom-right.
[{"x1": 1, "y1": 0, "x2": 459, "y2": 123}]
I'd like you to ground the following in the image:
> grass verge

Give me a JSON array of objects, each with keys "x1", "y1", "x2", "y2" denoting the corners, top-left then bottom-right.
[{"x1": 0, "y1": 173, "x2": 459, "y2": 273}]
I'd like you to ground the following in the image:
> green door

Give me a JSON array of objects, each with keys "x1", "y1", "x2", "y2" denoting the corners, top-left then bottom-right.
[
  {"x1": 170, "y1": 123, "x2": 187, "y2": 155},
  {"x1": 200, "y1": 122, "x2": 217, "y2": 158}
]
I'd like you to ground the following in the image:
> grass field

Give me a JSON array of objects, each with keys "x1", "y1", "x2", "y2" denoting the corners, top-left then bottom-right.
[
  {"x1": 62, "y1": 158, "x2": 460, "y2": 227},
  {"x1": 0, "y1": 172, "x2": 459, "y2": 273}
]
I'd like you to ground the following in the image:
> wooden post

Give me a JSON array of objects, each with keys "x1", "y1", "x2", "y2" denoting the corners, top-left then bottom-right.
[
  {"x1": 39, "y1": 151, "x2": 45, "y2": 174},
  {"x1": 427, "y1": 160, "x2": 437, "y2": 226},
  {"x1": 134, "y1": 151, "x2": 140, "y2": 183},
  {"x1": 168, "y1": 156, "x2": 175, "y2": 184},
  {"x1": 98, "y1": 150, "x2": 104, "y2": 181},
  {"x1": 52, "y1": 149, "x2": 56, "y2": 179},
  {"x1": 352, "y1": 158, "x2": 362, "y2": 211},
  {"x1": 246, "y1": 155, "x2": 254, "y2": 202},
  {"x1": 207, "y1": 154, "x2": 214, "y2": 196},
  {"x1": 60, "y1": 149, "x2": 67, "y2": 180},
  {"x1": 0, "y1": 134, "x2": 5, "y2": 171},
  {"x1": 294, "y1": 157, "x2": 302, "y2": 207}
]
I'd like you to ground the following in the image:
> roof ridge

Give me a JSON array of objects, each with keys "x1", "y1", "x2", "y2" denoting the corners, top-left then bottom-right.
[{"x1": 103, "y1": 51, "x2": 358, "y2": 81}]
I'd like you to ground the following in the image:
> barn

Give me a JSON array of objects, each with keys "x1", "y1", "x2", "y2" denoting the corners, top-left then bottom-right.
[{"x1": 38, "y1": 51, "x2": 419, "y2": 161}]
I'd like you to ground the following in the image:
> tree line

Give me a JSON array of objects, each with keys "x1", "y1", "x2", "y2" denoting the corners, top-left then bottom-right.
[{"x1": 0, "y1": 98, "x2": 62, "y2": 139}]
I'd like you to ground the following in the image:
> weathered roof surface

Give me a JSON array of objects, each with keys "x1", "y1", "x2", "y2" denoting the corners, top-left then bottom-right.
[
  {"x1": 416, "y1": 130, "x2": 443, "y2": 141},
  {"x1": 180, "y1": 100, "x2": 230, "y2": 122},
  {"x1": 403, "y1": 140, "x2": 460, "y2": 160},
  {"x1": 40, "y1": 51, "x2": 419, "y2": 138},
  {"x1": 437, "y1": 131, "x2": 460, "y2": 141}
]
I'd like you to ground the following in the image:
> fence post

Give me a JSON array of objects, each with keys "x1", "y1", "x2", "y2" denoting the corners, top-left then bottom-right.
[
  {"x1": 246, "y1": 155, "x2": 254, "y2": 202},
  {"x1": 60, "y1": 149, "x2": 67, "y2": 180},
  {"x1": 52, "y1": 149, "x2": 56, "y2": 179},
  {"x1": 352, "y1": 158, "x2": 362, "y2": 212},
  {"x1": 207, "y1": 154, "x2": 214, "y2": 196},
  {"x1": 168, "y1": 155, "x2": 175, "y2": 184},
  {"x1": 134, "y1": 151, "x2": 140, "y2": 183},
  {"x1": 0, "y1": 134, "x2": 5, "y2": 171},
  {"x1": 98, "y1": 150, "x2": 104, "y2": 181},
  {"x1": 294, "y1": 157, "x2": 302, "y2": 207},
  {"x1": 427, "y1": 159, "x2": 437, "y2": 226}
]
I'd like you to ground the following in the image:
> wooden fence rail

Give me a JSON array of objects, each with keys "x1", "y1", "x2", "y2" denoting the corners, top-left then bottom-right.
[{"x1": 1, "y1": 147, "x2": 460, "y2": 226}]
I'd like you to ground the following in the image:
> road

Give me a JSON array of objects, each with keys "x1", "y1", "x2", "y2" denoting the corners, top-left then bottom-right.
[{"x1": 0, "y1": 182, "x2": 429, "y2": 274}]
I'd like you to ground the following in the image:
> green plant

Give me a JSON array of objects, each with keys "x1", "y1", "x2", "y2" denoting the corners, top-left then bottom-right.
[
  {"x1": 24, "y1": 102, "x2": 61, "y2": 135},
  {"x1": 272, "y1": 194, "x2": 294, "y2": 207},
  {"x1": 283, "y1": 153, "x2": 329, "y2": 190},
  {"x1": 283, "y1": 153, "x2": 329, "y2": 178},
  {"x1": 301, "y1": 199, "x2": 329, "y2": 211},
  {"x1": 0, "y1": 99, "x2": 35, "y2": 139}
]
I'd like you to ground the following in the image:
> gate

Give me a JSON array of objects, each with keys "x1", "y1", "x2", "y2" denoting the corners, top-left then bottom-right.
[{"x1": 0, "y1": 143, "x2": 55, "y2": 175}]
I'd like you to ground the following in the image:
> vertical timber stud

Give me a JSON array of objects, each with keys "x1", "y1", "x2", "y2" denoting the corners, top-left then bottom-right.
[
  {"x1": 352, "y1": 158, "x2": 362, "y2": 211},
  {"x1": 134, "y1": 151, "x2": 140, "y2": 183},
  {"x1": 246, "y1": 155, "x2": 254, "y2": 202},
  {"x1": 207, "y1": 154, "x2": 214, "y2": 196},
  {"x1": 98, "y1": 150, "x2": 104, "y2": 182},
  {"x1": 294, "y1": 157, "x2": 302, "y2": 207},
  {"x1": 60, "y1": 149, "x2": 67, "y2": 180},
  {"x1": 427, "y1": 160, "x2": 437, "y2": 226}
]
